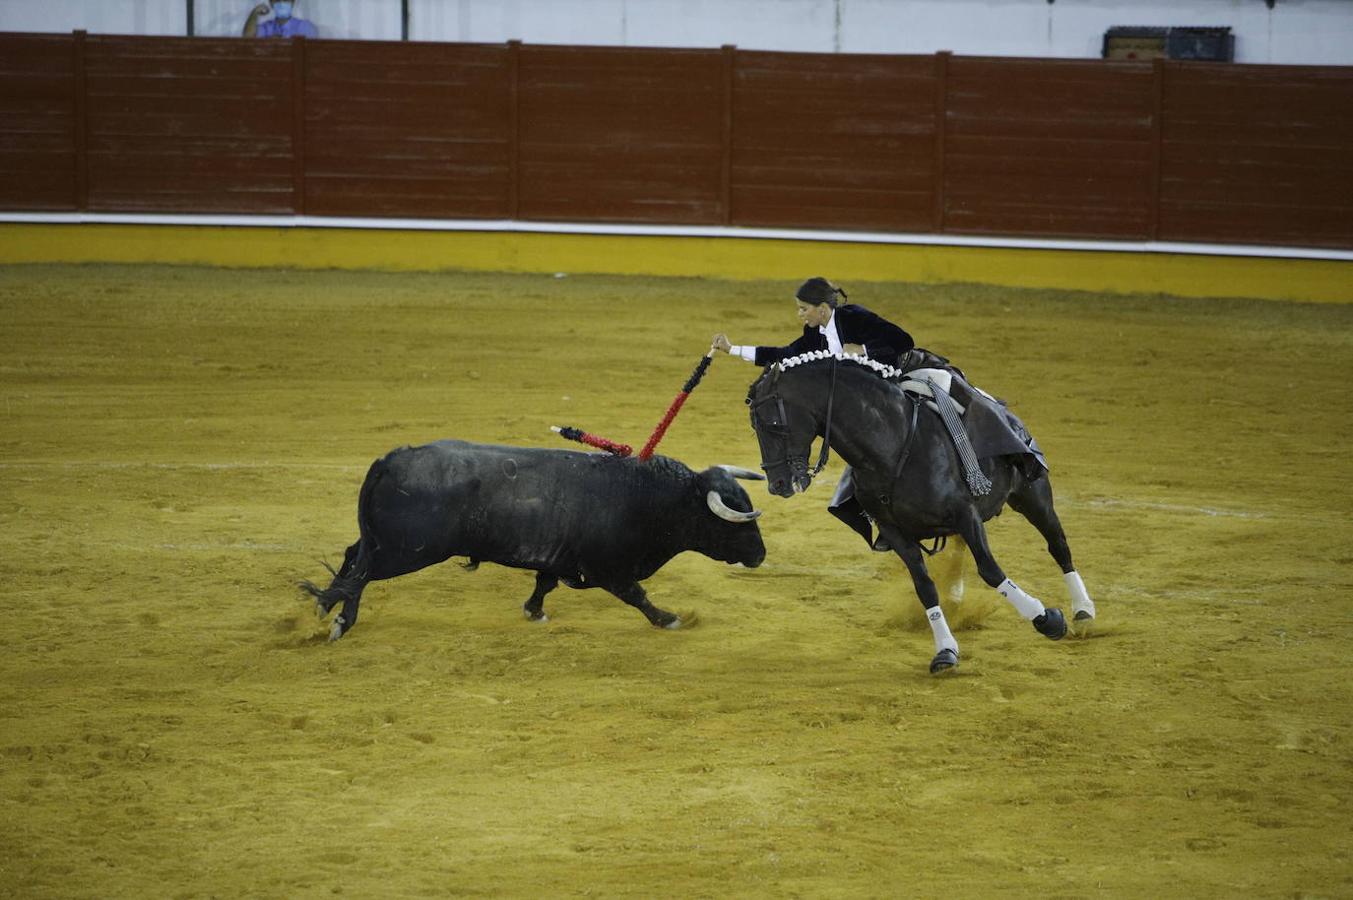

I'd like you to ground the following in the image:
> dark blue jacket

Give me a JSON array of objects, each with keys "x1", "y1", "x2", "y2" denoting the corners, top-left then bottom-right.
[{"x1": 753, "y1": 304, "x2": 915, "y2": 368}]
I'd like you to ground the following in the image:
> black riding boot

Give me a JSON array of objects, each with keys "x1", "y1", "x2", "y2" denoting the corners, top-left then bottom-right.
[
  {"x1": 829, "y1": 498, "x2": 876, "y2": 549},
  {"x1": 829, "y1": 467, "x2": 891, "y2": 552}
]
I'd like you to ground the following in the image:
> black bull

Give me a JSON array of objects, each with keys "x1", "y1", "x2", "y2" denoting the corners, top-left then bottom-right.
[{"x1": 301, "y1": 440, "x2": 767, "y2": 639}]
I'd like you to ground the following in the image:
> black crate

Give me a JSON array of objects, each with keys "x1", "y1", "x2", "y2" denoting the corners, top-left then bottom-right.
[
  {"x1": 1166, "y1": 27, "x2": 1235, "y2": 62},
  {"x1": 1103, "y1": 25, "x2": 1233, "y2": 62}
]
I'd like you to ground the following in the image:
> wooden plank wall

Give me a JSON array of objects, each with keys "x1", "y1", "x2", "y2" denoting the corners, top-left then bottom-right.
[
  {"x1": 304, "y1": 41, "x2": 512, "y2": 218},
  {"x1": 733, "y1": 51, "x2": 939, "y2": 232},
  {"x1": 943, "y1": 57, "x2": 1156, "y2": 239},
  {"x1": 1, "y1": 32, "x2": 1350, "y2": 250},
  {"x1": 517, "y1": 46, "x2": 725, "y2": 224},
  {"x1": 1159, "y1": 63, "x2": 1353, "y2": 248},
  {"x1": 0, "y1": 34, "x2": 78, "y2": 210},
  {"x1": 84, "y1": 36, "x2": 294, "y2": 213}
]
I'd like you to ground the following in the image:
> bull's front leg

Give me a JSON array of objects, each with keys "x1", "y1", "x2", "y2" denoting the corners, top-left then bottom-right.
[
  {"x1": 605, "y1": 580, "x2": 682, "y2": 630},
  {"x1": 523, "y1": 572, "x2": 558, "y2": 622}
]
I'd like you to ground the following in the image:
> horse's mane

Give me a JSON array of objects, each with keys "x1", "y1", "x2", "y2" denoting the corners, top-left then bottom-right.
[
  {"x1": 747, "y1": 351, "x2": 903, "y2": 405},
  {"x1": 775, "y1": 351, "x2": 904, "y2": 380}
]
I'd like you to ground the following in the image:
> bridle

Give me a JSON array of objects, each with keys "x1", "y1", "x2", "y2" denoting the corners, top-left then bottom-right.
[{"x1": 748, "y1": 358, "x2": 839, "y2": 484}]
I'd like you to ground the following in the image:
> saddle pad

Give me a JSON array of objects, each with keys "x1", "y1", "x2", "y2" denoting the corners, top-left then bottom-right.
[
  {"x1": 897, "y1": 367, "x2": 1048, "y2": 476},
  {"x1": 898, "y1": 368, "x2": 965, "y2": 415}
]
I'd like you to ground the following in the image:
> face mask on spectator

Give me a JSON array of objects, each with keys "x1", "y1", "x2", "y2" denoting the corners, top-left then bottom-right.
[{"x1": 272, "y1": 2, "x2": 293, "y2": 18}]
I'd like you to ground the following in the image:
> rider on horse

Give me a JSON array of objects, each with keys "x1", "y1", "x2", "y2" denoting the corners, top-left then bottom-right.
[{"x1": 712, "y1": 277, "x2": 940, "y2": 551}]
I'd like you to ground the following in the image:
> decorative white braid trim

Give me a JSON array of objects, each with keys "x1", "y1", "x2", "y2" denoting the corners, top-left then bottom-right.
[{"x1": 776, "y1": 351, "x2": 903, "y2": 380}]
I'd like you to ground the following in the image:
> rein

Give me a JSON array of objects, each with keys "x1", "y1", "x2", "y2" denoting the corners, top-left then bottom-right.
[
  {"x1": 891, "y1": 391, "x2": 921, "y2": 480},
  {"x1": 749, "y1": 358, "x2": 840, "y2": 483},
  {"x1": 811, "y1": 358, "x2": 838, "y2": 476}
]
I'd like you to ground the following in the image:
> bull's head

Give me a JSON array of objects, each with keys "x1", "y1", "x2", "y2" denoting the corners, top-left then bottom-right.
[
  {"x1": 697, "y1": 465, "x2": 766, "y2": 568},
  {"x1": 746, "y1": 368, "x2": 816, "y2": 497}
]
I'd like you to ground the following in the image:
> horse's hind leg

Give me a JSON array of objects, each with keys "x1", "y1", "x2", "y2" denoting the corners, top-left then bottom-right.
[
  {"x1": 954, "y1": 510, "x2": 1066, "y2": 641},
  {"x1": 882, "y1": 526, "x2": 959, "y2": 674},
  {"x1": 1007, "y1": 474, "x2": 1097, "y2": 626}
]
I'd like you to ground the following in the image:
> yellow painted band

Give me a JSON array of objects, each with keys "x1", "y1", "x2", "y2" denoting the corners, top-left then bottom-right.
[{"x1": 2, "y1": 222, "x2": 1349, "y2": 304}]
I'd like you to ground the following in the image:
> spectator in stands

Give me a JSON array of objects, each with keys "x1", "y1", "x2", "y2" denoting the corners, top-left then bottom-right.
[{"x1": 243, "y1": 2, "x2": 318, "y2": 38}]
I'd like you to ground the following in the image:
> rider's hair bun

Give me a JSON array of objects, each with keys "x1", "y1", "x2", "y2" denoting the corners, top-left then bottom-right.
[{"x1": 795, "y1": 277, "x2": 847, "y2": 307}]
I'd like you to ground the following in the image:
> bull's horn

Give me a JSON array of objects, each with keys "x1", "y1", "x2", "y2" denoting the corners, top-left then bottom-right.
[
  {"x1": 707, "y1": 490, "x2": 762, "y2": 523},
  {"x1": 716, "y1": 465, "x2": 766, "y2": 481}
]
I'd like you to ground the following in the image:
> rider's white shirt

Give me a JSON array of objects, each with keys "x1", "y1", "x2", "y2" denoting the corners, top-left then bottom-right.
[{"x1": 819, "y1": 312, "x2": 843, "y2": 354}]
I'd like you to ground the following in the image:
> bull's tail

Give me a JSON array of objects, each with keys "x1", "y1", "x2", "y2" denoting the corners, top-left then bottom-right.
[{"x1": 298, "y1": 455, "x2": 386, "y2": 638}]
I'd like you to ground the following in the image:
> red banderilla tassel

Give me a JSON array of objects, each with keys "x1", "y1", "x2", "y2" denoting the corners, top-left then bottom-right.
[
  {"x1": 551, "y1": 425, "x2": 632, "y2": 457},
  {"x1": 637, "y1": 353, "x2": 714, "y2": 461}
]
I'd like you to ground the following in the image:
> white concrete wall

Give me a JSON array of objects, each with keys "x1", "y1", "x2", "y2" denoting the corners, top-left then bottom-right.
[
  {"x1": 0, "y1": 0, "x2": 186, "y2": 35},
  {"x1": 2, "y1": 0, "x2": 1350, "y2": 64},
  {"x1": 190, "y1": 0, "x2": 401, "y2": 40}
]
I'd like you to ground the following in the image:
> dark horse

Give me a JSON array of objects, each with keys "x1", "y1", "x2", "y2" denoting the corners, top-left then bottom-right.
[{"x1": 746, "y1": 352, "x2": 1097, "y2": 674}]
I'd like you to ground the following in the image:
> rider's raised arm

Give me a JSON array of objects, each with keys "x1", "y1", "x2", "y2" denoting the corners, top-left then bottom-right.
[{"x1": 714, "y1": 328, "x2": 817, "y2": 365}]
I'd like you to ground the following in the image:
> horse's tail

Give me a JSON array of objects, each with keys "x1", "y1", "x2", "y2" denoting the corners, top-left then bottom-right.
[{"x1": 298, "y1": 456, "x2": 386, "y2": 614}]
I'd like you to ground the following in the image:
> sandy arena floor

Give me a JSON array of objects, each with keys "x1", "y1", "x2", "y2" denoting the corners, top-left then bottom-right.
[{"x1": 1, "y1": 263, "x2": 1350, "y2": 897}]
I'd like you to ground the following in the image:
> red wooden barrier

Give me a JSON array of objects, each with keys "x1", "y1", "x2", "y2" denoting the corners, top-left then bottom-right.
[
  {"x1": 1158, "y1": 62, "x2": 1353, "y2": 248},
  {"x1": 733, "y1": 50, "x2": 939, "y2": 233},
  {"x1": 517, "y1": 45, "x2": 725, "y2": 224},
  {"x1": 0, "y1": 34, "x2": 78, "y2": 210},
  {"x1": 943, "y1": 57, "x2": 1156, "y2": 240},
  {"x1": 303, "y1": 40, "x2": 512, "y2": 219},
  {"x1": 1, "y1": 31, "x2": 1350, "y2": 250},
  {"x1": 83, "y1": 36, "x2": 294, "y2": 213}
]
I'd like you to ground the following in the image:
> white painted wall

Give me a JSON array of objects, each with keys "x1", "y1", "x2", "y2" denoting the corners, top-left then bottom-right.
[
  {"x1": 190, "y1": 0, "x2": 401, "y2": 40},
  {"x1": 0, "y1": 0, "x2": 186, "y2": 35},
  {"x1": 2, "y1": 0, "x2": 1350, "y2": 64}
]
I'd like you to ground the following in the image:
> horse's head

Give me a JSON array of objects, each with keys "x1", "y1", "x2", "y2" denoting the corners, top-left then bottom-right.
[{"x1": 745, "y1": 363, "x2": 820, "y2": 497}]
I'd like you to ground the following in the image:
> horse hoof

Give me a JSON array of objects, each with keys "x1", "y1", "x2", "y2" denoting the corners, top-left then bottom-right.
[
  {"x1": 1033, "y1": 608, "x2": 1067, "y2": 641},
  {"x1": 328, "y1": 617, "x2": 346, "y2": 642},
  {"x1": 1073, "y1": 610, "x2": 1094, "y2": 621},
  {"x1": 929, "y1": 648, "x2": 959, "y2": 674},
  {"x1": 1070, "y1": 610, "x2": 1094, "y2": 637},
  {"x1": 523, "y1": 608, "x2": 549, "y2": 623}
]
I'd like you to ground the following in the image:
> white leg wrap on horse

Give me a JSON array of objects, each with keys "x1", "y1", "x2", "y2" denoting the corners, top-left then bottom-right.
[
  {"x1": 927, "y1": 607, "x2": 958, "y2": 653},
  {"x1": 996, "y1": 578, "x2": 1045, "y2": 621},
  {"x1": 1065, "y1": 571, "x2": 1095, "y2": 617}
]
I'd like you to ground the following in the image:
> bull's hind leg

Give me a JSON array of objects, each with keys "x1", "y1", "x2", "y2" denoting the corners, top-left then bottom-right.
[
  {"x1": 955, "y1": 509, "x2": 1067, "y2": 641},
  {"x1": 523, "y1": 572, "x2": 558, "y2": 622},
  {"x1": 1007, "y1": 474, "x2": 1097, "y2": 628},
  {"x1": 883, "y1": 527, "x2": 960, "y2": 674},
  {"x1": 603, "y1": 580, "x2": 682, "y2": 629}
]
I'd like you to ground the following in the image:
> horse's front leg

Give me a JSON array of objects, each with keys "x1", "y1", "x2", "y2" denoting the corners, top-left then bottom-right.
[
  {"x1": 955, "y1": 510, "x2": 1067, "y2": 641},
  {"x1": 882, "y1": 525, "x2": 959, "y2": 674}
]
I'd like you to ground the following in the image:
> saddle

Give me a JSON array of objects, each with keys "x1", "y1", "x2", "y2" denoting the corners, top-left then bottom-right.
[{"x1": 891, "y1": 363, "x2": 1048, "y2": 484}]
